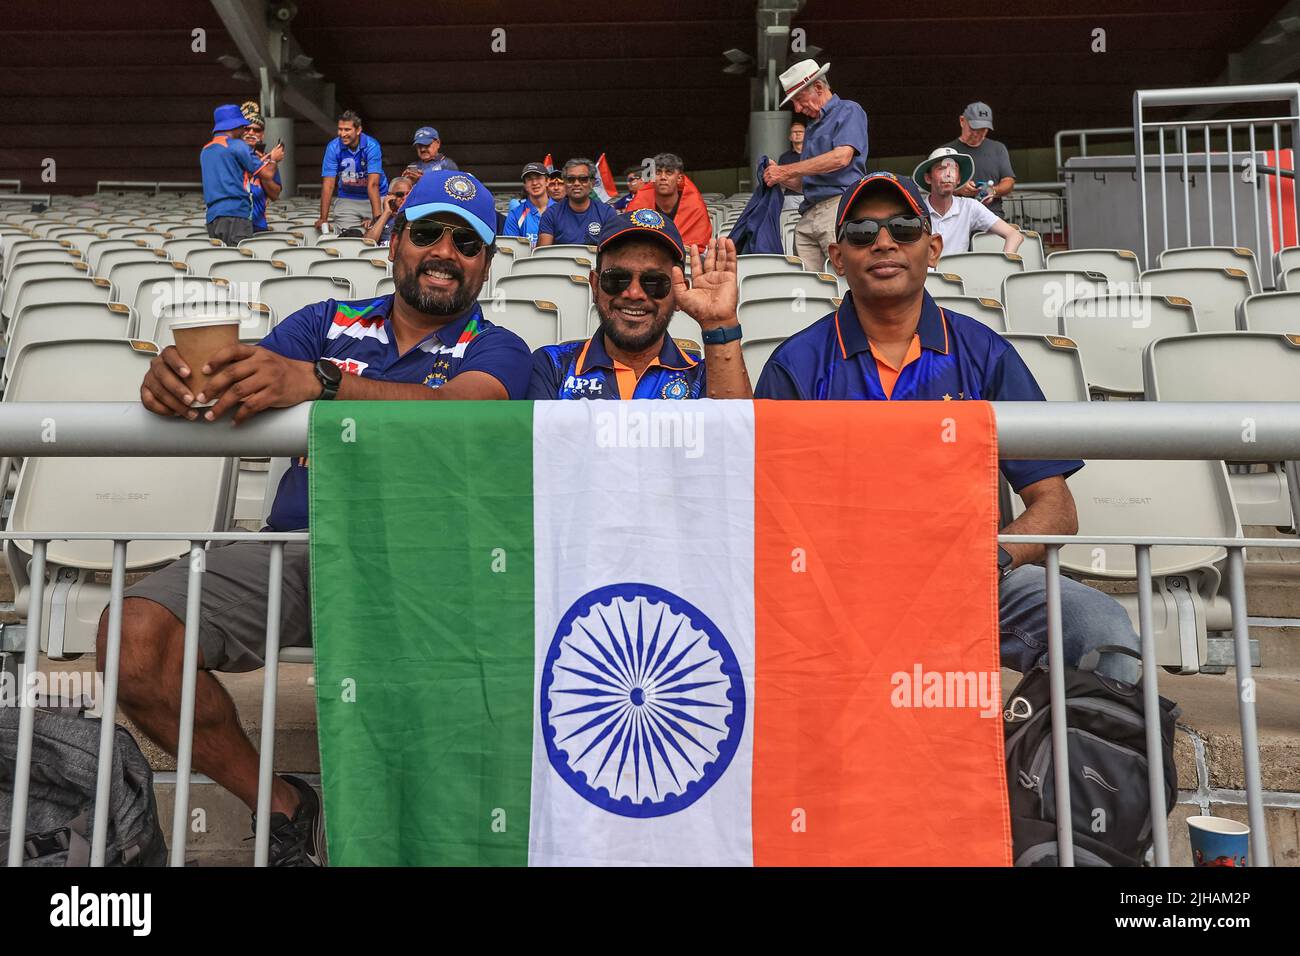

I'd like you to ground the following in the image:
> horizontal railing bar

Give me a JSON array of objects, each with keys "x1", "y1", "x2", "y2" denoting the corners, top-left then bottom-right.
[
  {"x1": 1136, "y1": 83, "x2": 1300, "y2": 108},
  {"x1": 999, "y1": 535, "x2": 1300, "y2": 547},
  {"x1": 0, "y1": 403, "x2": 1299, "y2": 461},
  {"x1": 1140, "y1": 115, "x2": 1300, "y2": 128},
  {"x1": 0, "y1": 532, "x2": 308, "y2": 542}
]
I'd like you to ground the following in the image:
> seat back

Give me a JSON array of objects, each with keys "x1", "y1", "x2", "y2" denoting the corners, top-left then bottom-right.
[
  {"x1": 924, "y1": 272, "x2": 965, "y2": 297},
  {"x1": 4, "y1": 301, "x2": 134, "y2": 377},
  {"x1": 304, "y1": 258, "x2": 389, "y2": 298},
  {"x1": 255, "y1": 276, "x2": 355, "y2": 325},
  {"x1": 10, "y1": 276, "x2": 114, "y2": 325},
  {"x1": 1, "y1": 260, "x2": 91, "y2": 319},
  {"x1": 1001, "y1": 270, "x2": 1109, "y2": 334},
  {"x1": 315, "y1": 237, "x2": 381, "y2": 257},
  {"x1": 737, "y1": 297, "x2": 839, "y2": 340},
  {"x1": 1143, "y1": 331, "x2": 1300, "y2": 401},
  {"x1": 736, "y1": 254, "x2": 806, "y2": 282},
  {"x1": 238, "y1": 236, "x2": 302, "y2": 259},
  {"x1": 740, "y1": 271, "x2": 839, "y2": 302},
  {"x1": 132, "y1": 277, "x2": 236, "y2": 343},
  {"x1": 107, "y1": 260, "x2": 188, "y2": 308},
  {"x1": 1060, "y1": 294, "x2": 1198, "y2": 395},
  {"x1": 509, "y1": 256, "x2": 595, "y2": 280},
  {"x1": 376, "y1": 276, "x2": 395, "y2": 297},
  {"x1": 931, "y1": 295, "x2": 1006, "y2": 333},
  {"x1": 1044, "y1": 248, "x2": 1142, "y2": 284},
  {"x1": 494, "y1": 273, "x2": 591, "y2": 341},
  {"x1": 529, "y1": 243, "x2": 596, "y2": 261},
  {"x1": 185, "y1": 247, "x2": 253, "y2": 277},
  {"x1": 1237, "y1": 291, "x2": 1300, "y2": 333},
  {"x1": 483, "y1": 299, "x2": 562, "y2": 350},
  {"x1": 1140, "y1": 267, "x2": 1253, "y2": 334},
  {"x1": 5, "y1": 339, "x2": 236, "y2": 571},
  {"x1": 263, "y1": 246, "x2": 339, "y2": 275},
  {"x1": 1158, "y1": 246, "x2": 1262, "y2": 293},
  {"x1": 1004, "y1": 334, "x2": 1090, "y2": 401},
  {"x1": 161, "y1": 237, "x2": 224, "y2": 262},
  {"x1": 933, "y1": 252, "x2": 1025, "y2": 300},
  {"x1": 742, "y1": 337, "x2": 785, "y2": 384},
  {"x1": 209, "y1": 258, "x2": 290, "y2": 300},
  {"x1": 95, "y1": 247, "x2": 166, "y2": 277},
  {"x1": 496, "y1": 235, "x2": 533, "y2": 259}
]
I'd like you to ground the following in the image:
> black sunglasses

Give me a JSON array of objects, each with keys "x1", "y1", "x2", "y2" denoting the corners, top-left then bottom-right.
[
  {"x1": 564, "y1": 175, "x2": 592, "y2": 184},
  {"x1": 598, "y1": 267, "x2": 673, "y2": 299},
  {"x1": 838, "y1": 214, "x2": 928, "y2": 246},
  {"x1": 405, "y1": 220, "x2": 484, "y2": 257}
]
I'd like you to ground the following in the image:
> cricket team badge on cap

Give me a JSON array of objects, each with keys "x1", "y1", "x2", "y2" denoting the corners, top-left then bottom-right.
[
  {"x1": 444, "y1": 174, "x2": 477, "y2": 201},
  {"x1": 629, "y1": 209, "x2": 667, "y2": 229}
]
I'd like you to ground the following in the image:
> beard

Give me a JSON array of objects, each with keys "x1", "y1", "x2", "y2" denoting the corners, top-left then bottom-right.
[
  {"x1": 597, "y1": 299, "x2": 672, "y2": 354},
  {"x1": 394, "y1": 256, "x2": 480, "y2": 316}
]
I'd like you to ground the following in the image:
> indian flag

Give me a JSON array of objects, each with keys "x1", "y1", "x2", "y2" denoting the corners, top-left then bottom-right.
[{"x1": 309, "y1": 400, "x2": 1010, "y2": 866}]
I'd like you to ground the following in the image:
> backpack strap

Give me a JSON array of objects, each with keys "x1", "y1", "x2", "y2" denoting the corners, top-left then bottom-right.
[{"x1": 1077, "y1": 644, "x2": 1143, "y2": 674}]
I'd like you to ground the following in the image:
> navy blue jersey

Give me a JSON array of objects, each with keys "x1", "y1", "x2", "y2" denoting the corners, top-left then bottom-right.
[{"x1": 528, "y1": 332, "x2": 705, "y2": 400}]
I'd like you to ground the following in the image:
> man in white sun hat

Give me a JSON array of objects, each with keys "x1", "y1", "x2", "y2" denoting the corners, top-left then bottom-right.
[
  {"x1": 913, "y1": 147, "x2": 1023, "y2": 257},
  {"x1": 762, "y1": 58, "x2": 868, "y2": 272}
]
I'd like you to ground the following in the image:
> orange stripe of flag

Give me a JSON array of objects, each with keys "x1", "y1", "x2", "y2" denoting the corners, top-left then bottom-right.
[{"x1": 752, "y1": 400, "x2": 1011, "y2": 865}]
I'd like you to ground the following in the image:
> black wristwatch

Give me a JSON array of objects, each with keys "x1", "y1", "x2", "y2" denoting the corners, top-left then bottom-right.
[
  {"x1": 701, "y1": 323, "x2": 743, "y2": 345},
  {"x1": 313, "y1": 359, "x2": 343, "y2": 401},
  {"x1": 997, "y1": 545, "x2": 1014, "y2": 579}
]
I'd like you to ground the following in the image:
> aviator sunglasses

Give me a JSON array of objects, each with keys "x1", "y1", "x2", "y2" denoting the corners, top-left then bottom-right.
[
  {"x1": 404, "y1": 220, "x2": 485, "y2": 257},
  {"x1": 598, "y1": 267, "x2": 674, "y2": 299},
  {"x1": 837, "y1": 214, "x2": 928, "y2": 246}
]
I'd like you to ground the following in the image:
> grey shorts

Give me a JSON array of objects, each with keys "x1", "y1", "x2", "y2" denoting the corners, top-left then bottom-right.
[
  {"x1": 124, "y1": 542, "x2": 311, "y2": 673},
  {"x1": 330, "y1": 196, "x2": 373, "y2": 230},
  {"x1": 206, "y1": 216, "x2": 255, "y2": 247}
]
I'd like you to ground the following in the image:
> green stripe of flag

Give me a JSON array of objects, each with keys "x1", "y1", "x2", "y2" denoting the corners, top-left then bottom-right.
[{"x1": 309, "y1": 401, "x2": 535, "y2": 865}]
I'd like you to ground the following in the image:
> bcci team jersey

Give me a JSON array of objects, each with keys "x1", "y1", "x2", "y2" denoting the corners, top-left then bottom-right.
[
  {"x1": 260, "y1": 296, "x2": 532, "y2": 530},
  {"x1": 321, "y1": 133, "x2": 389, "y2": 200},
  {"x1": 754, "y1": 290, "x2": 1082, "y2": 492},
  {"x1": 528, "y1": 331, "x2": 706, "y2": 400}
]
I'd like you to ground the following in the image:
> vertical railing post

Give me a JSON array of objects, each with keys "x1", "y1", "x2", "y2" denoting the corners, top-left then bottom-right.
[
  {"x1": 90, "y1": 539, "x2": 128, "y2": 867},
  {"x1": 1135, "y1": 546, "x2": 1170, "y2": 866},
  {"x1": 1045, "y1": 546, "x2": 1074, "y2": 866},
  {"x1": 5, "y1": 541, "x2": 47, "y2": 868},
  {"x1": 253, "y1": 541, "x2": 285, "y2": 867},
  {"x1": 1227, "y1": 547, "x2": 1270, "y2": 866},
  {"x1": 169, "y1": 546, "x2": 206, "y2": 866}
]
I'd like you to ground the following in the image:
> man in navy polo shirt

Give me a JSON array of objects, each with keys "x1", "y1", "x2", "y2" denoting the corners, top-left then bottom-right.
[
  {"x1": 116, "y1": 170, "x2": 530, "y2": 867},
  {"x1": 537, "y1": 157, "x2": 617, "y2": 246},
  {"x1": 529, "y1": 210, "x2": 750, "y2": 400},
  {"x1": 755, "y1": 171, "x2": 1142, "y2": 684}
]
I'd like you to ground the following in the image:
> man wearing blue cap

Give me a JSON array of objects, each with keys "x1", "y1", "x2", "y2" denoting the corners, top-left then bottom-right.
[
  {"x1": 411, "y1": 126, "x2": 458, "y2": 174},
  {"x1": 753, "y1": 171, "x2": 1143, "y2": 686},
  {"x1": 529, "y1": 210, "x2": 750, "y2": 400},
  {"x1": 122, "y1": 169, "x2": 531, "y2": 866},
  {"x1": 200, "y1": 104, "x2": 284, "y2": 246}
]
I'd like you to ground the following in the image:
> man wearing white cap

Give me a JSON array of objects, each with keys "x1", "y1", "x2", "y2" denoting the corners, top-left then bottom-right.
[
  {"x1": 945, "y1": 102, "x2": 1016, "y2": 218},
  {"x1": 913, "y1": 147, "x2": 1023, "y2": 256},
  {"x1": 761, "y1": 58, "x2": 868, "y2": 272}
]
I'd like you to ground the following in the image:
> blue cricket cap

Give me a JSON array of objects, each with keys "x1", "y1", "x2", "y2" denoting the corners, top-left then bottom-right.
[
  {"x1": 596, "y1": 208, "x2": 686, "y2": 264},
  {"x1": 836, "y1": 171, "x2": 932, "y2": 231},
  {"x1": 401, "y1": 169, "x2": 497, "y2": 244},
  {"x1": 413, "y1": 126, "x2": 440, "y2": 145}
]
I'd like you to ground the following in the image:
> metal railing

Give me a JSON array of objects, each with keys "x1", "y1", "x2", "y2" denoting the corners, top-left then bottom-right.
[
  {"x1": 95, "y1": 181, "x2": 206, "y2": 196},
  {"x1": 1134, "y1": 84, "x2": 1300, "y2": 279},
  {"x1": 4, "y1": 401, "x2": 1298, "y2": 867}
]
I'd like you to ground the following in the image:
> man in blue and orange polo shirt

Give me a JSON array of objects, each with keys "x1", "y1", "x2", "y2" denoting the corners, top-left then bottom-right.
[
  {"x1": 755, "y1": 171, "x2": 1143, "y2": 684},
  {"x1": 199, "y1": 103, "x2": 283, "y2": 246},
  {"x1": 120, "y1": 170, "x2": 531, "y2": 867},
  {"x1": 529, "y1": 209, "x2": 750, "y2": 400}
]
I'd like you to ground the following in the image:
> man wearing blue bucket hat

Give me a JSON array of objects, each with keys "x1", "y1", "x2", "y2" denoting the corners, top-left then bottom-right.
[{"x1": 200, "y1": 103, "x2": 283, "y2": 246}]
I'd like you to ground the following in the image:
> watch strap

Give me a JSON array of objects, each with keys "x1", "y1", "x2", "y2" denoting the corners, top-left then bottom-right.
[{"x1": 701, "y1": 323, "x2": 742, "y2": 345}]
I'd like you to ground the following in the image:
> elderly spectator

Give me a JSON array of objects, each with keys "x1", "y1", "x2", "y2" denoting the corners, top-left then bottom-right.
[
  {"x1": 529, "y1": 210, "x2": 748, "y2": 400},
  {"x1": 504, "y1": 162, "x2": 555, "y2": 244},
  {"x1": 238, "y1": 103, "x2": 282, "y2": 234},
  {"x1": 754, "y1": 171, "x2": 1142, "y2": 686},
  {"x1": 316, "y1": 110, "x2": 388, "y2": 233},
  {"x1": 363, "y1": 174, "x2": 415, "y2": 246},
  {"x1": 913, "y1": 147, "x2": 1022, "y2": 256},
  {"x1": 200, "y1": 103, "x2": 283, "y2": 246},
  {"x1": 611, "y1": 166, "x2": 644, "y2": 212},
  {"x1": 121, "y1": 170, "x2": 531, "y2": 866},
  {"x1": 762, "y1": 59, "x2": 869, "y2": 271},
  {"x1": 411, "y1": 126, "x2": 458, "y2": 173},
  {"x1": 624, "y1": 152, "x2": 711, "y2": 251},
  {"x1": 537, "y1": 158, "x2": 618, "y2": 246},
  {"x1": 945, "y1": 102, "x2": 1016, "y2": 218}
]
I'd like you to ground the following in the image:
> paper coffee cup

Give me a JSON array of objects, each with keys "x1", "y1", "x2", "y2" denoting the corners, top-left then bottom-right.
[
  {"x1": 1187, "y1": 815, "x2": 1249, "y2": 867},
  {"x1": 170, "y1": 315, "x2": 242, "y2": 406}
]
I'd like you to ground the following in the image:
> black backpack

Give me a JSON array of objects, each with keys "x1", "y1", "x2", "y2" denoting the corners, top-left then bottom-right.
[
  {"x1": 1003, "y1": 645, "x2": 1180, "y2": 866},
  {"x1": 0, "y1": 704, "x2": 166, "y2": 867}
]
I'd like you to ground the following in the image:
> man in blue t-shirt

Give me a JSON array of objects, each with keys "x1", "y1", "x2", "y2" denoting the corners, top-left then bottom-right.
[
  {"x1": 503, "y1": 162, "x2": 554, "y2": 244},
  {"x1": 537, "y1": 157, "x2": 617, "y2": 246},
  {"x1": 239, "y1": 108, "x2": 282, "y2": 232},
  {"x1": 529, "y1": 209, "x2": 749, "y2": 400},
  {"x1": 199, "y1": 104, "x2": 283, "y2": 246},
  {"x1": 316, "y1": 110, "x2": 388, "y2": 233},
  {"x1": 119, "y1": 170, "x2": 529, "y2": 867},
  {"x1": 754, "y1": 171, "x2": 1142, "y2": 685}
]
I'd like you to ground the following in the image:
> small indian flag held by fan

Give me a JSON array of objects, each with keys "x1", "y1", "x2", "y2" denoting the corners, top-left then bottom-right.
[
  {"x1": 593, "y1": 153, "x2": 617, "y2": 203},
  {"x1": 309, "y1": 400, "x2": 1011, "y2": 866}
]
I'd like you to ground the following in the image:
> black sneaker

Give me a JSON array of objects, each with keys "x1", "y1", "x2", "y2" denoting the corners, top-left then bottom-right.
[{"x1": 257, "y1": 774, "x2": 327, "y2": 867}]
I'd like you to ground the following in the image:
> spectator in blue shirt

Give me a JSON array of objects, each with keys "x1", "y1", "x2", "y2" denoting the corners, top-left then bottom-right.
[
  {"x1": 410, "y1": 126, "x2": 459, "y2": 174},
  {"x1": 537, "y1": 158, "x2": 618, "y2": 246},
  {"x1": 316, "y1": 110, "x2": 388, "y2": 233},
  {"x1": 199, "y1": 104, "x2": 283, "y2": 246},
  {"x1": 529, "y1": 209, "x2": 749, "y2": 400},
  {"x1": 239, "y1": 106, "x2": 282, "y2": 233},
  {"x1": 503, "y1": 162, "x2": 554, "y2": 244},
  {"x1": 762, "y1": 59, "x2": 869, "y2": 271},
  {"x1": 755, "y1": 171, "x2": 1142, "y2": 684},
  {"x1": 121, "y1": 170, "x2": 530, "y2": 867},
  {"x1": 611, "y1": 167, "x2": 645, "y2": 211}
]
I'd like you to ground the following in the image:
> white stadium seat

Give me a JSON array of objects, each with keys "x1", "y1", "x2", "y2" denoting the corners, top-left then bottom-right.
[
  {"x1": 9, "y1": 275, "x2": 114, "y2": 325},
  {"x1": 106, "y1": 259, "x2": 189, "y2": 307},
  {"x1": 1003, "y1": 334, "x2": 1090, "y2": 401},
  {"x1": 1059, "y1": 293, "x2": 1197, "y2": 396},
  {"x1": 1, "y1": 260, "x2": 92, "y2": 321},
  {"x1": 266, "y1": 246, "x2": 341, "y2": 275},
  {"x1": 305, "y1": 258, "x2": 389, "y2": 298},
  {"x1": 210, "y1": 258, "x2": 290, "y2": 299},
  {"x1": 530, "y1": 243, "x2": 596, "y2": 261},
  {"x1": 1044, "y1": 248, "x2": 1142, "y2": 285},
  {"x1": 315, "y1": 237, "x2": 381, "y2": 256},
  {"x1": 737, "y1": 296, "x2": 839, "y2": 340},
  {"x1": 95, "y1": 247, "x2": 167, "y2": 277},
  {"x1": 933, "y1": 252, "x2": 1024, "y2": 300},
  {"x1": 924, "y1": 272, "x2": 965, "y2": 297},
  {"x1": 1236, "y1": 291, "x2": 1300, "y2": 333},
  {"x1": 3, "y1": 301, "x2": 134, "y2": 382},
  {"x1": 931, "y1": 295, "x2": 1006, "y2": 333},
  {"x1": 185, "y1": 247, "x2": 254, "y2": 277},
  {"x1": 736, "y1": 254, "x2": 806, "y2": 282},
  {"x1": 238, "y1": 235, "x2": 303, "y2": 258},
  {"x1": 376, "y1": 276, "x2": 394, "y2": 297},
  {"x1": 255, "y1": 275, "x2": 354, "y2": 325},
  {"x1": 509, "y1": 256, "x2": 595, "y2": 280},
  {"x1": 133, "y1": 276, "x2": 236, "y2": 343},
  {"x1": 483, "y1": 299, "x2": 562, "y2": 350},
  {"x1": 493, "y1": 273, "x2": 591, "y2": 341},
  {"x1": 1140, "y1": 267, "x2": 1253, "y2": 334},
  {"x1": 1158, "y1": 246, "x2": 1262, "y2": 294},
  {"x1": 740, "y1": 271, "x2": 839, "y2": 302},
  {"x1": 1000, "y1": 270, "x2": 1109, "y2": 334}
]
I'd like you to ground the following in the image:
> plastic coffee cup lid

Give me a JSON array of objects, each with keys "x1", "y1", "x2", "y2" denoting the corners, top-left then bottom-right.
[{"x1": 169, "y1": 315, "x2": 244, "y2": 330}]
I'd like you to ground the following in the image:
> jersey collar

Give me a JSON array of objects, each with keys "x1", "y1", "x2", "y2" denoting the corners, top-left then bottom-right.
[{"x1": 834, "y1": 289, "x2": 950, "y2": 359}]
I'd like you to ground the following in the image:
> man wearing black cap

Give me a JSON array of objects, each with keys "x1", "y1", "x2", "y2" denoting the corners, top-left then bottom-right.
[
  {"x1": 753, "y1": 171, "x2": 1143, "y2": 686},
  {"x1": 503, "y1": 162, "x2": 554, "y2": 244},
  {"x1": 546, "y1": 166, "x2": 567, "y2": 203},
  {"x1": 529, "y1": 210, "x2": 750, "y2": 400},
  {"x1": 200, "y1": 103, "x2": 284, "y2": 246}
]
